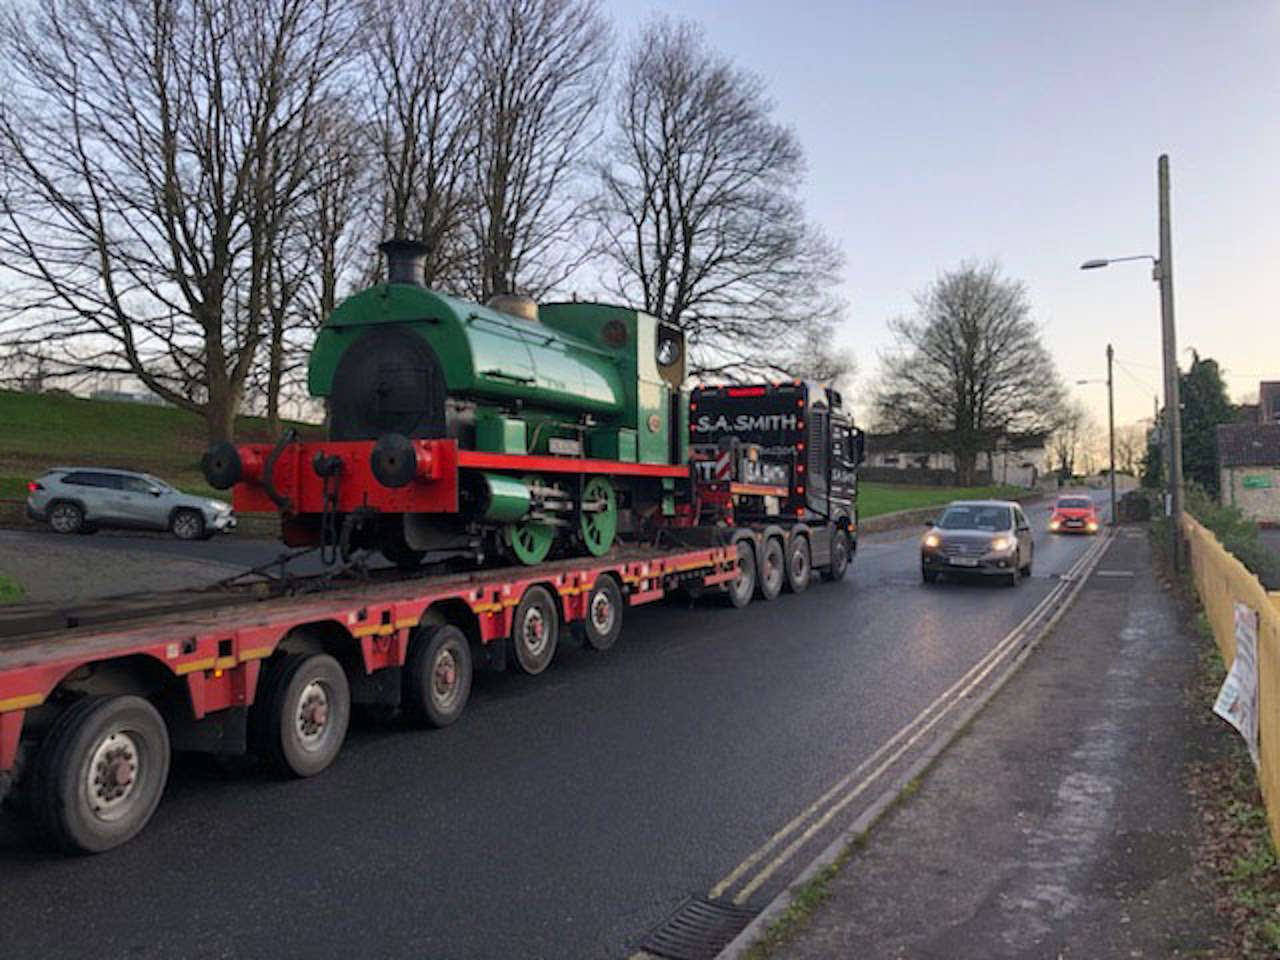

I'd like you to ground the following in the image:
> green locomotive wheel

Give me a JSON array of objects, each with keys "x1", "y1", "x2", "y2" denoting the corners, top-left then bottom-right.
[
  {"x1": 579, "y1": 476, "x2": 618, "y2": 556},
  {"x1": 505, "y1": 475, "x2": 555, "y2": 565}
]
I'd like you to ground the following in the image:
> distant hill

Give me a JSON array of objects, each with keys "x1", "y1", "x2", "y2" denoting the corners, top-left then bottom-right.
[{"x1": 0, "y1": 389, "x2": 321, "y2": 498}]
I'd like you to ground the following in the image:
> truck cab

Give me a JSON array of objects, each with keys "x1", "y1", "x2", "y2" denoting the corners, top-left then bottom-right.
[{"x1": 688, "y1": 381, "x2": 864, "y2": 527}]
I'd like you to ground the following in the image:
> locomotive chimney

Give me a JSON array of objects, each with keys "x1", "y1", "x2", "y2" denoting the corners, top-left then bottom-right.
[{"x1": 380, "y1": 238, "x2": 430, "y2": 287}]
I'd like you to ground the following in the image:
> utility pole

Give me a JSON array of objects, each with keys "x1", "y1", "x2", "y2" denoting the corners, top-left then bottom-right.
[
  {"x1": 1157, "y1": 154, "x2": 1184, "y2": 569},
  {"x1": 1107, "y1": 344, "x2": 1117, "y2": 526}
]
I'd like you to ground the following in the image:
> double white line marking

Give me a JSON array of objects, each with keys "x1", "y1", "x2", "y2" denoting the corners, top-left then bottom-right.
[{"x1": 710, "y1": 533, "x2": 1112, "y2": 906}]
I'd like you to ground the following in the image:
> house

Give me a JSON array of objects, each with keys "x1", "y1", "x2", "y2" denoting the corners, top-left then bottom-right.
[
  {"x1": 1260, "y1": 381, "x2": 1280, "y2": 425},
  {"x1": 1217, "y1": 423, "x2": 1280, "y2": 525},
  {"x1": 865, "y1": 431, "x2": 1050, "y2": 487}
]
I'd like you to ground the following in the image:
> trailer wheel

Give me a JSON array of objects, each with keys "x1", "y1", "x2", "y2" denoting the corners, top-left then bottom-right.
[
  {"x1": 726, "y1": 539, "x2": 756, "y2": 608},
  {"x1": 822, "y1": 530, "x2": 850, "y2": 582},
  {"x1": 31, "y1": 695, "x2": 171, "y2": 853},
  {"x1": 756, "y1": 537, "x2": 784, "y2": 601},
  {"x1": 784, "y1": 535, "x2": 812, "y2": 593},
  {"x1": 404, "y1": 624, "x2": 472, "y2": 727},
  {"x1": 256, "y1": 653, "x2": 350, "y2": 777},
  {"x1": 582, "y1": 576, "x2": 623, "y2": 652},
  {"x1": 510, "y1": 585, "x2": 559, "y2": 675}
]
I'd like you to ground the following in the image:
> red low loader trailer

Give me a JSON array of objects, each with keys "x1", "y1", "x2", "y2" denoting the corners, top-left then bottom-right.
[{"x1": 0, "y1": 525, "x2": 850, "y2": 853}]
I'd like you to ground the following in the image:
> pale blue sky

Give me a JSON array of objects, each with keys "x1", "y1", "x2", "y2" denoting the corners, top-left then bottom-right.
[{"x1": 605, "y1": 0, "x2": 1280, "y2": 428}]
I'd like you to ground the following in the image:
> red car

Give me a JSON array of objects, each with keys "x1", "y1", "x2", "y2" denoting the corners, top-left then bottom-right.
[{"x1": 1049, "y1": 495, "x2": 1100, "y2": 534}]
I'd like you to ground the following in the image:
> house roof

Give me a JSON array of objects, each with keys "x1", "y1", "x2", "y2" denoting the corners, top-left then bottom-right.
[{"x1": 1217, "y1": 423, "x2": 1280, "y2": 467}]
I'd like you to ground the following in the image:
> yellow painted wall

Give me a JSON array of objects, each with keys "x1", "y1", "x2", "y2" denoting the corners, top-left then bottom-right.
[{"x1": 1184, "y1": 515, "x2": 1280, "y2": 848}]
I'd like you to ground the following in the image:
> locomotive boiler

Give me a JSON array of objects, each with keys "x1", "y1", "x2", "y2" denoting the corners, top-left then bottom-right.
[{"x1": 203, "y1": 240, "x2": 690, "y2": 566}]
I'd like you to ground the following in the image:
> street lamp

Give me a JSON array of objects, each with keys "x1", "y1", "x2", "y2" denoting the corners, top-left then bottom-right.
[
  {"x1": 1075, "y1": 343, "x2": 1117, "y2": 528},
  {"x1": 1080, "y1": 154, "x2": 1183, "y2": 569}
]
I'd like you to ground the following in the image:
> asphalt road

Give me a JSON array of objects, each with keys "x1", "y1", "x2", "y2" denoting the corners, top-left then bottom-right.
[{"x1": 0, "y1": 495, "x2": 1109, "y2": 959}]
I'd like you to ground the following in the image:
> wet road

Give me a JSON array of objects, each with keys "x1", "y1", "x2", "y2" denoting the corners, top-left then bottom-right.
[{"x1": 0, "y1": 495, "x2": 1109, "y2": 959}]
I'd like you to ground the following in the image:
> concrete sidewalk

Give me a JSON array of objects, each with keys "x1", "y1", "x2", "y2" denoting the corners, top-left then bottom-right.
[{"x1": 769, "y1": 529, "x2": 1228, "y2": 959}]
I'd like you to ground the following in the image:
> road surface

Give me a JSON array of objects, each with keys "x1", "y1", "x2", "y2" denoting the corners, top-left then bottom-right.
[{"x1": 0, "y1": 495, "x2": 1110, "y2": 959}]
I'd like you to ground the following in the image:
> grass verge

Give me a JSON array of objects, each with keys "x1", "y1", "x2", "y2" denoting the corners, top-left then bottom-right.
[
  {"x1": 0, "y1": 573, "x2": 24, "y2": 604},
  {"x1": 859, "y1": 482, "x2": 1030, "y2": 519},
  {"x1": 0, "y1": 388, "x2": 321, "y2": 499}
]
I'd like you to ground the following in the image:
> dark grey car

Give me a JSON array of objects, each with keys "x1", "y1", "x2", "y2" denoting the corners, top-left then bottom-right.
[
  {"x1": 920, "y1": 499, "x2": 1033, "y2": 586},
  {"x1": 26, "y1": 468, "x2": 235, "y2": 540}
]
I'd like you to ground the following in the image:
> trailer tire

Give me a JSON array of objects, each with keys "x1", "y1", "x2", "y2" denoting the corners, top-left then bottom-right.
[
  {"x1": 757, "y1": 537, "x2": 784, "y2": 601},
  {"x1": 726, "y1": 539, "x2": 756, "y2": 608},
  {"x1": 404, "y1": 625, "x2": 472, "y2": 728},
  {"x1": 510, "y1": 585, "x2": 559, "y2": 675},
  {"x1": 582, "y1": 576, "x2": 623, "y2": 652},
  {"x1": 31, "y1": 695, "x2": 171, "y2": 853},
  {"x1": 256, "y1": 653, "x2": 350, "y2": 778},
  {"x1": 784, "y1": 535, "x2": 812, "y2": 593},
  {"x1": 822, "y1": 530, "x2": 850, "y2": 582}
]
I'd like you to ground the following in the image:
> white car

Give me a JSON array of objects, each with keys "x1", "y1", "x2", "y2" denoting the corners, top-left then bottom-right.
[{"x1": 26, "y1": 467, "x2": 235, "y2": 540}]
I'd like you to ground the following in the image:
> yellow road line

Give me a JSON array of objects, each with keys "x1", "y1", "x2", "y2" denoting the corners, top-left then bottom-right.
[{"x1": 712, "y1": 533, "x2": 1110, "y2": 902}]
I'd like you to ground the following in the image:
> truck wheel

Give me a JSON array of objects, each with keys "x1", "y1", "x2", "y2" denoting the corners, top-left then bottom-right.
[
  {"x1": 256, "y1": 653, "x2": 350, "y2": 777},
  {"x1": 726, "y1": 539, "x2": 756, "y2": 608},
  {"x1": 822, "y1": 531, "x2": 850, "y2": 582},
  {"x1": 404, "y1": 625, "x2": 472, "y2": 727},
  {"x1": 757, "y1": 537, "x2": 784, "y2": 601},
  {"x1": 582, "y1": 576, "x2": 623, "y2": 651},
  {"x1": 48, "y1": 501, "x2": 84, "y2": 534},
  {"x1": 31, "y1": 695, "x2": 170, "y2": 853},
  {"x1": 785, "y1": 535, "x2": 812, "y2": 593},
  {"x1": 510, "y1": 585, "x2": 559, "y2": 675}
]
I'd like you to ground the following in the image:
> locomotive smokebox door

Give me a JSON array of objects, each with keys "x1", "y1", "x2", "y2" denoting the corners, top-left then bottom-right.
[{"x1": 329, "y1": 326, "x2": 448, "y2": 442}]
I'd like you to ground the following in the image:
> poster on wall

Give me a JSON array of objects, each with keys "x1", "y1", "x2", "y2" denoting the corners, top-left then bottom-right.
[{"x1": 1214, "y1": 602, "x2": 1260, "y2": 768}]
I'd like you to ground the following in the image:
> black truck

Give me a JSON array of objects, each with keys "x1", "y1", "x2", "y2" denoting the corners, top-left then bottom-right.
[{"x1": 687, "y1": 381, "x2": 864, "y2": 595}]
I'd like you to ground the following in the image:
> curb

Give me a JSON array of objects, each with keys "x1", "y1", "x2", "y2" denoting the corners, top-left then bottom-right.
[{"x1": 716, "y1": 527, "x2": 1116, "y2": 959}]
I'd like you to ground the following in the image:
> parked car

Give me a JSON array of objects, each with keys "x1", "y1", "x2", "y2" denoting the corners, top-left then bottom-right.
[
  {"x1": 26, "y1": 468, "x2": 235, "y2": 540},
  {"x1": 1049, "y1": 495, "x2": 1100, "y2": 534},
  {"x1": 920, "y1": 499, "x2": 1033, "y2": 586}
]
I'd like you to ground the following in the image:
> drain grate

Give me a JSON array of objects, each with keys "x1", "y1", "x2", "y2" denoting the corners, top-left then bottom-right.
[{"x1": 639, "y1": 896, "x2": 759, "y2": 960}]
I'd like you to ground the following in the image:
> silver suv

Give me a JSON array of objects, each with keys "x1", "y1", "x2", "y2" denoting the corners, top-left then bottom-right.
[{"x1": 26, "y1": 468, "x2": 236, "y2": 540}]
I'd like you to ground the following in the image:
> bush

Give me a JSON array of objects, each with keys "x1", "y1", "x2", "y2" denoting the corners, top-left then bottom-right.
[{"x1": 1184, "y1": 485, "x2": 1280, "y2": 590}]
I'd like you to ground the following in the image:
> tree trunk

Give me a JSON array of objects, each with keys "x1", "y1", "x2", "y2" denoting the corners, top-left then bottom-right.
[
  {"x1": 955, "y1": 451, "x2": 977, "y2": 486},
  {"x1": 206, "y1": 386, "x2": 238, "y2": 446}
]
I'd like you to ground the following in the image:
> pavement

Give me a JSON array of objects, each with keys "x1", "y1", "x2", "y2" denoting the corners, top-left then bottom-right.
[
  {"x1": 0, "y1": 493, "x2": 1116, "y2": 959},
  {"x1": 764, "y1": 527, "x2": 1228, "y2": 959}
]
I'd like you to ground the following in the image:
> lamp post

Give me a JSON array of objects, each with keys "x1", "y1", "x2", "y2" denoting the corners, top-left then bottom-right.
[
  {"x1": 1080, "y1": 155, "x2": 1183, "y2": 568},
  {"x1": 1076, "y1": 343, "x2": 1117, "y2": 527}
]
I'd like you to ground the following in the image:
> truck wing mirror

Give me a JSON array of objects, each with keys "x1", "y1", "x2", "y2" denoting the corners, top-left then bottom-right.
[{"x1": 852, "y1": 428, "x2": 866, "y2": 465}]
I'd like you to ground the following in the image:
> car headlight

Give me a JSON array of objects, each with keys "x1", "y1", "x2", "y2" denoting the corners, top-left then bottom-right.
[
  {"x1": 1049, "y1": 519, "x2": 1061, "y2": 530},
  {"x1": 990, "y1": 535, "x2": 1014, "y2": 552},
  {"x1": 923, "y1": 533, "x2": 941, "y2": 549},
  {"x1": 207, "y1": 500, "x2": 231, "y2": 512}
]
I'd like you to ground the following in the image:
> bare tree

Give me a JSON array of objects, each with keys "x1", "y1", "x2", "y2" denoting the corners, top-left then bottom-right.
[
  {"x1": 364, "y1": 0, "x2": 477, "y2": 289},
  {"x1": 1048, "y1": 400, "x2": 1092, "y2": 480},
  {"x1": 468, "y1": 0, "x2": 610, "y2": 300},
  {"x1": 258, "y1": 99, "x2": 369, "y2": 434},
  {"x1": 1114, "y1": 423, "x2": 1146, "y2": 476},
  {"x1": 0, "y1": 0, "x2": 350, "y2": 443},
  {"x1": 873, "y1": 262, "x2": 1066, "y2": 484},
  {"x1": 593, "y1": 18, "x2": 847, "y2": 381}
]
